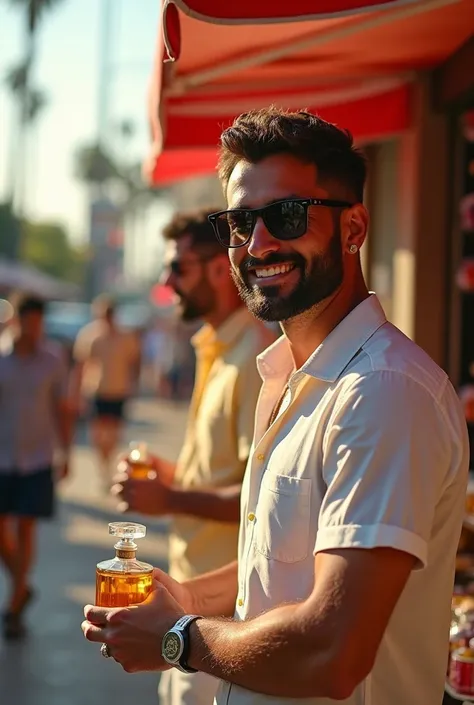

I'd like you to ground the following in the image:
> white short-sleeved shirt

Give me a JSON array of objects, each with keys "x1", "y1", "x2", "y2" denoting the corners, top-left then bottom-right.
[{"x1": 216, "y1": 294, "x2": 469, "y2": 705}]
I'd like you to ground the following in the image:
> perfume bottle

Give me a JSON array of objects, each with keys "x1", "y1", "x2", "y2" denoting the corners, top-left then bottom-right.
[
  {"x1": 96, "y1": 522, "x2": 153, "y2": 607},
  {"x1": 127, "y1": 441, "x2": 154, "y2": 479}
]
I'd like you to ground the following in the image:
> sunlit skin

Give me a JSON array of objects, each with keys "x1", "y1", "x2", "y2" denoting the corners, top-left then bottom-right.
[{"x1": 227, "y1": 153, "x2": 370, "y2": 369}]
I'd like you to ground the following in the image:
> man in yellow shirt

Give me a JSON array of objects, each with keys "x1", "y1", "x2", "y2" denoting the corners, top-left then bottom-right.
[{"x1": 114, "y1": 208, "x2": 274, "y2": 705}]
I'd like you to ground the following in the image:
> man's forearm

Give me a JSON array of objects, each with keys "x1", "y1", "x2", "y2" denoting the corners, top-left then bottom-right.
[
  {"x1": 187, "y1": 602, "x2": 343, "y2": 699},
  {"x1": 184, "y1": 560, "x2": 238, "y2": 618},
  {"x1": 168, "y1": 484, "x2": 241, "y2": 523}
]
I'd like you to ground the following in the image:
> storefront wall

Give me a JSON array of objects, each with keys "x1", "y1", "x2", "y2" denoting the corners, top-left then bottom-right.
[
  {"x1": 364, "y1": 73, "x2": 450, "y2": 369},
  {"x1": 364, "y1": 139, "x2": 398, "y2": 322}
]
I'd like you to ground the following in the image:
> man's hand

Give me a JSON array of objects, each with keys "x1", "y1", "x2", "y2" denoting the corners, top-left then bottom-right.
[
  {"x1": 81, "y1": 581, "x2": 186, "y2": 673},
  {"x1": 152, "y1": 567, "x2": 197, "y2": 614},
  {"x1": 112, "y1": 473, "x2": 174, "y2": 516},
  {"x1": 116, "y1": 452, "x2": 176, "y2": 486}
]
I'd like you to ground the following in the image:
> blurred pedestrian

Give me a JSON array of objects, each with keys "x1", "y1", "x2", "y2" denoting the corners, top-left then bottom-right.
[
  {"x1": 0, "y1": 296, "x2": 72, "y2": 639},
  {"x1": 83, "y1": 109, "x2": 469, "y2": 705},
  {"x1": 71, "y1": 295, "x2": 141, "y2": 488},
  {"x1": 114, "y1": 208, "x2": 274, "y2": 705}
]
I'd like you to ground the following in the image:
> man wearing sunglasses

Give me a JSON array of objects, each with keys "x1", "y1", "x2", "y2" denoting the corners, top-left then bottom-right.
[
  {"x1": 83, "y1": 110, "x2": 468, "y2": 705},
  {"x1": 112, "y1": 208, "x2": 274, "y2": 705}
]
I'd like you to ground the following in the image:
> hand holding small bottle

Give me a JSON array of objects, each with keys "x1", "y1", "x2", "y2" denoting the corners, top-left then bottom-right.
[
  {"x1": 112, "y1": 471, "x2": 174, "y2": 516},
  {"x1": 116, "y1": 441, "x2": 176, "y2": 486},
  {"x1": 82, "y1": 575, "x2": 186, "y2": 672},
  {"x1": 113, "y1": 442, "x2": 177, "y2": 515}
]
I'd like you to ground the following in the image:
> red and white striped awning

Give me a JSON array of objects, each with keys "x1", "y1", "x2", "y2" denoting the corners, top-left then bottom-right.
[{"x1": 146, "y1": 0, "x2": 473, "y2": 185}]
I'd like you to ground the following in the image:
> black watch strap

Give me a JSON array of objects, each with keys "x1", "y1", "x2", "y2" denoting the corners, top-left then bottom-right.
[{"x1": 175, "y1": 614, "x2": 201, "y2": 674}]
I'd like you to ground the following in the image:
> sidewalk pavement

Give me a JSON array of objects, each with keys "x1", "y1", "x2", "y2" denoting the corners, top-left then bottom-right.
[{"x1": 0, "y1": 397, "x2": 188, "y2": 705}]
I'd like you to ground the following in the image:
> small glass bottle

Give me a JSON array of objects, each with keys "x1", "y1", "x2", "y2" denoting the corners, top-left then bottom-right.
[
  {"x1": 127, "y1": 441, "x2": 154, "y2": 480},
  {"x1": 96, "y1": 522, "x2": 153, "y2": 607}
]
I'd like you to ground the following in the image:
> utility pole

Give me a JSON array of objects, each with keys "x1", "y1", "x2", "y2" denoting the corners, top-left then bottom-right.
[{"x1": 97, "y1": 0, "x2": 114, "y2": 151}]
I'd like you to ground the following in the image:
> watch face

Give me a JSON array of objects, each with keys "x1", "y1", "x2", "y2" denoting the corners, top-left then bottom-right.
[{"x1": 163, "y1": 632, "x2": 182, "y2": 663}]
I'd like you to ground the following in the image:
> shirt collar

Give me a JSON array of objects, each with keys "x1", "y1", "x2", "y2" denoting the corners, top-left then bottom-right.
[
  {"x1": 191, "y1": 307, "x2": 256, "y2": 355},
  {"x1": 257, "y1": 294, "x2": 387, "y2": 383}
]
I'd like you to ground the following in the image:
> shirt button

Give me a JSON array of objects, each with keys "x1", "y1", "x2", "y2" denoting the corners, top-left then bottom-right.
[
  {"x1": 247, "y1": 513, "x2": 255, "y2": 522},
  {"x1": 237, "y1": 598, "x2": 244, "y2": 607},
  {"x1": 256, "y1": 454, "x2": 264, "y2": 461}
]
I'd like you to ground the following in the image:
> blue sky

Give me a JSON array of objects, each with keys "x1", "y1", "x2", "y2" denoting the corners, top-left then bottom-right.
[{"x1": 0, "y1": 0, "x2": 160, "y2": 243}]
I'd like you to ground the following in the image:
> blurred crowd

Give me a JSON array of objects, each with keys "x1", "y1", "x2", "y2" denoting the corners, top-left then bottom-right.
[{"x1": 0, "y1": 292, "x2": 199, "y2": 402}]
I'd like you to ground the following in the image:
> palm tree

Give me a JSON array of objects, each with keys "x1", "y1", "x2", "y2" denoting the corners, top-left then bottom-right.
[
  {"x1": 5, "y1": 0, "x2": 64, "y2": 234},
  {"x1": 5, "y1": 62, "x2": 48, "y2": 125},
  {"x1": 4, "y1": 61, "x2": 48, "y2": 220},
  {"x1": 8, "y1": 1, "x2": 63, "y2": 121}
]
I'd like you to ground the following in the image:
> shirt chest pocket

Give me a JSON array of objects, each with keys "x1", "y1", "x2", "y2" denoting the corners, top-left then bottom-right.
[{"x1": 254, "y1": 473, "x2": 312, "y2": 563}]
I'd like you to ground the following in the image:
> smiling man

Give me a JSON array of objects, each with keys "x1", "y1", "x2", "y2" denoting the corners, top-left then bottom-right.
[{"x1": 82, "y1": 109, "x2": 469, "y2": 705}]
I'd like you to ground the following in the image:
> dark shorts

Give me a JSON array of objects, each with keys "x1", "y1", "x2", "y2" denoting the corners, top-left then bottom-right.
[
  {"x1": 93, "y1": 397, "x2": 127, "y2": 420},
  {"x1": 0, "y1": 467, "x2": 55, "y2": 518}
]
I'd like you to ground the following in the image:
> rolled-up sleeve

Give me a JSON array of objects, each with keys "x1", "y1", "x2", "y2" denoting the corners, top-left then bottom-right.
[{"x1": 315, "y1": 371, "x2": 452, "y2": 569}]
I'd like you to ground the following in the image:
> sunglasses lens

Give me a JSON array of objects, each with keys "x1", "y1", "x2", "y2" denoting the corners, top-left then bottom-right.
[
  {"x1": 266, "y1": 201, "x2": 307, "y2": 240},
  {"x1": 216, "y1": 211, "x2": 253, "y2": 248}
]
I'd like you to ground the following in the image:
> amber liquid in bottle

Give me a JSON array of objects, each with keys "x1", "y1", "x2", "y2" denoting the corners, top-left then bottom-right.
[
  {"x1": 127, "y1": 441, "x2": 154, "y2": 480},
  {"x1": 96, "y1": 522, "x2": 153, "y2": 608}
]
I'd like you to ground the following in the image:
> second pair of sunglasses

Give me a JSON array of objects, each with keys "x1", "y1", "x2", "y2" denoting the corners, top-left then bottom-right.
[{"x1": 208, "y1": 198, "x2": 353, "y2": 249}]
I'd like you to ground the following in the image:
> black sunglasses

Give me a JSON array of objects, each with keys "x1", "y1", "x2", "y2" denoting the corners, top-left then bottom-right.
[
  {"x1": 169, "y1": 254, "x2": 217, "y2": 276},
  {"x1": 208, "y1": 198, "x2": 353, "y2": 249}
]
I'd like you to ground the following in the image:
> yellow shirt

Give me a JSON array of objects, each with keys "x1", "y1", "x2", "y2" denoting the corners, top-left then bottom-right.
[{"x1": 169, "y1": 307, "x2": 275, "y2": 582}]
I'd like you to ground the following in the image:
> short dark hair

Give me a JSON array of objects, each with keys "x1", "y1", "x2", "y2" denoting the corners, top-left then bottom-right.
[
  {"x1": 16, "y1": 296, "x2": 46, "y2": 318},
  {"x1": 162, "y1": 208, "x2": 227, "y2": 255},
  {"x1": 218, "y1": 107, "x2": 367, "y2": 202}
]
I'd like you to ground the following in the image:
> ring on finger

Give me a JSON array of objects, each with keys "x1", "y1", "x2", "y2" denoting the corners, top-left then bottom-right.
[{"x1": 100, "y1": 642, "x2": 112, "y2": 658}]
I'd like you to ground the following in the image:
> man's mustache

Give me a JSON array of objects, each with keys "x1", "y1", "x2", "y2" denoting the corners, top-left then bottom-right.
[{"x1": 239, "y1": 253, "x2": 304, "y2": 273}]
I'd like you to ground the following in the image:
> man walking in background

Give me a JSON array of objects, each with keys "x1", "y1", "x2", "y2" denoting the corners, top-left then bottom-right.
[
  {"x1": 114, "y1": 208, "x2": 274, "y2": 705},
  {"x1": 72, "y1": 295, "x2": 141, "y2": 488},
  {"x1": 0, "y1": 296, "x2": 72, "y2": 639}
]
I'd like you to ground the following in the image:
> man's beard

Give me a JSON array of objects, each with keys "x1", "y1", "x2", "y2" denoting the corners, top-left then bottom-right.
[
  {"x1": 175, "y1": 280, "x2": 215, "y2": 322},
  {"x1": 179, "y1": 298, "x2": 203, "y2": 322},
  {"x1": 231, "y1": 228, "x2": 343, "y2": 322}
]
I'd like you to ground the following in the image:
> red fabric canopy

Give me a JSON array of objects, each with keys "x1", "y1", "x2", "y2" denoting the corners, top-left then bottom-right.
[
  {"x1": 151, "y1": 82, "x2": 410, "y2": 185},
  {"x1": 146, "y1": 0, "x2": 474, "y2": 186},
  {"x1": 162, "y1": 0, "x2": 424, "y2": 61},
  {"x1": 165, "y1": 0, "x2": 420, "y2": 22}
]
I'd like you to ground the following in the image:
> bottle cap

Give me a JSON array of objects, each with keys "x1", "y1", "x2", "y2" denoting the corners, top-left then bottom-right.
[{"x1": 108, "y1": 522, "x2": 146, "y2": 540}]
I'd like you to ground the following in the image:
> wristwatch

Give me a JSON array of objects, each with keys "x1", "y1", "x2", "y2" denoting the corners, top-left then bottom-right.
[{"x1": 162, "y1": 615, "x2": 201, "y2": 673}]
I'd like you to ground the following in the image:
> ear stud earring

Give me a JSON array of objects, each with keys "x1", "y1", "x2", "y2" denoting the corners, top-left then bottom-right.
[{"x1": 349, "y1": 244, "x2": 358, "y2": 254}]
